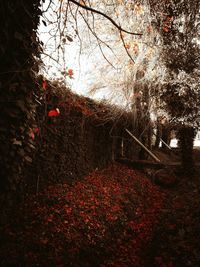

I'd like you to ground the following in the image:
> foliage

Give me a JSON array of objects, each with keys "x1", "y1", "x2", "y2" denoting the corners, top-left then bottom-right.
[
  {"x1": 0, "y1": 1, "x2": 42, "y2": 198},
  {"x1": 151, "y1": 0, "x2": 200, "y2": 126},
  {"x1": 23, "y1": 77, "x2": 139, "y2": 191},
  {"x1": 160, "y1": 71, "x2": 200, "y2": 126}
]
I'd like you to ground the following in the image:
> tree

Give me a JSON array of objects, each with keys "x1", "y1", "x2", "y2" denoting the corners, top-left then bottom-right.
[
  {"x1": 149, "y1": 0, "x2": 200, "y2": 122},
  {"x1": 149, "y1": 0, "x2": 200, "y2": 172}
]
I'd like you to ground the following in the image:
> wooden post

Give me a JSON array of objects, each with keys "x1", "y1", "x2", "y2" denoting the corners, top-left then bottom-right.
[
  {"x1": 125, "y1": 129, "x2": 161, "y2": 163},
  {"x1": 153, "y1": 132, "x2": 172, "y2": 150},
  {"x1": 160, "y1": 138, "x2": 172, "y2": 150},
  {"x1": 121, "y1": 138, "x2": 124, "y2": 157}
]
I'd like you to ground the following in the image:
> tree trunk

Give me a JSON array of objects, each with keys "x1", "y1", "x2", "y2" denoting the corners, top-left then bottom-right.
[{"x1": 177, "y1": 126, "x2": 195, "y2": 174}]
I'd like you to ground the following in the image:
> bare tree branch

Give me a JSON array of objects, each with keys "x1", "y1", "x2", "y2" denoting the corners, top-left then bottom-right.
[
  {"x1": 43, "y1": 0, "x2": 54, "y2": 13},
  {"x1": 68, "y1": 0, "x2": 143, "y2": 36}
]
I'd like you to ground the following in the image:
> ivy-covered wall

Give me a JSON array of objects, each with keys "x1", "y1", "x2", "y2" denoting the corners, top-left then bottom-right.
[
  {"x1": 25, "y1": 83, "x2": 139, "y2": 192},
  {"x1": 0, "y1": 1, "x2": 41, "y2": 205}
]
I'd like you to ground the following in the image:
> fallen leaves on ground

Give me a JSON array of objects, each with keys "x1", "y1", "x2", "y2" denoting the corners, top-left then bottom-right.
[{"x1": 0, "y1": 163, "x2": 165, "y2": 266}]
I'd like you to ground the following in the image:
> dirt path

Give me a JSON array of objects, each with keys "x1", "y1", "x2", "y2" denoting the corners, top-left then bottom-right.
[{"x1": 146, "y1": 169, "x2": 200, "y2": 267}]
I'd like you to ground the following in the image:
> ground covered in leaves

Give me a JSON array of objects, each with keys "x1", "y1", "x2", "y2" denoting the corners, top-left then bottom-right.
[
  {"x1": 1, "y1": 161, "x2": 200, "y2": 267},
  {"x1": 1, "y1": 164, "x2": 165, "y2": 266}
]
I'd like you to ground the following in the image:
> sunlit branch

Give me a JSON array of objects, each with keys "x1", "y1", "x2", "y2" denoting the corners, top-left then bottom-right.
[
  {"x1": 43, "y1": 0, "x2": 54, "y2": 13},
  {"x1": 80, "y1": 12, "x2": 117, "y2": 68},
  {"x1": 42, "y1": 51, "x2": 62, "y2": 65},
  {"x1": 119, "y1": 31, "x2": 135, "y2": 64},
  {"x1": 68, "y1": 0, "x2": 143, "y2": 36},
  {"x1": 68, "y1": 3, "x2": 83, "y2": 73},
  {"x1": 89, "y1": 5, "x2": 117, "y2": 58}
]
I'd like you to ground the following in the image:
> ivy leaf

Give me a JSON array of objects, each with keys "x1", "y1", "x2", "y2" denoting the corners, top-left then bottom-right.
[
  {"x1": 42, "y1": 80, "x2": 47, "y2": 90},
  {"x1": 12, "y1": 139, "x2": 22, "y2": 146},
  {"x1": 25, "y1": 156, "x2": 32, "y2": 163},
  {"x1": 48, "y1": 108, "x2": 60, "y2": 117},
  {"x1": 18, "y1": 149, "x2": 25, "y2": 157}
]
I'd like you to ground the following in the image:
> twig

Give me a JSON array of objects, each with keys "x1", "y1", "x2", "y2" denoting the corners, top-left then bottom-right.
[
  {"x1": 119, "y1": 31, "x2": 135, "y2": 64},
  {"x1": 80, "y1": 12, "x2": 116, "y2": 68}
]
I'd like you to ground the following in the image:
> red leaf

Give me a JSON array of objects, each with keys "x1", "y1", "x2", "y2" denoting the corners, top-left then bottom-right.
[
  {"x1": 124, "y1": 43, "x2": 130, "y2": 49},
  {"x1": 48, "y1": 108, "x2": 60, "y2": 117},
  {"x1": 42, "y1": 80, "x2": 47, "y2": 90},
  {"x1": 163, "y1": 27, "x2": 169, "y2": 32},
  {"x1": 34, "y1": 127, "x2": 40, "y2": 135},
  {"x1": 67, "y1": 69, "x2": 74, "y2": 78},
  {"x1": 29, "y1": 129, "x2": 35, "y2": 140}
]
